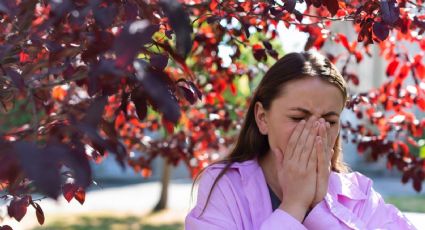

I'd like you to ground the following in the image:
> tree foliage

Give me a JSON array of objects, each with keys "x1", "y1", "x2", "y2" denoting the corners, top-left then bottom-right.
[{"x1": 0, "y1": 0, "x2": 424, "y2": 228}]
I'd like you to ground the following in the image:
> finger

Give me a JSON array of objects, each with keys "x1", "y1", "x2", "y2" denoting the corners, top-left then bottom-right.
[
  {"x1": 318, "y1": 120, "x2": 329, "y2": 163},
  {"x1": 292, "y1": 116, "x2": 317, "y2": 161},
  {"x1": 299, "y1": 120, "x2": 319, "y2": 165},
  {"x1": 325, "y1": 122, "x2": 333, "y2": 163},
  {"x1": 307, "y1": 136, "x2": 320, "y2": 170},
  {"x1": 316, "y1": 131, "x2": 327, "y2": 173},
  {"x1": 315, "y1": 135, "x2": 326, "y2": 176},
  {"x1": 325, "y1": 122, "x2": 331, "y2": 148},
  {"x1": 285, "y1": 119, "x2": 306, "y2": 160}
]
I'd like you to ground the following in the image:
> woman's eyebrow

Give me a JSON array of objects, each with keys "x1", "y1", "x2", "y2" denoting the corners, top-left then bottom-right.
[{"x1": 289, "y1": 107, "x2": 340, "y2": 117}]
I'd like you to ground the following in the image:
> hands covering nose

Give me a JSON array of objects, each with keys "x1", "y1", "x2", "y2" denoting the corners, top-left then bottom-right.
[{"x1": 273, "y1": 116, "x2": 333, "y2": 223}]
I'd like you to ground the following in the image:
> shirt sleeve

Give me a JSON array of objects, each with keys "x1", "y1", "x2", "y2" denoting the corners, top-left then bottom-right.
[
  {"x1": 303, "y1": 174, "x2": 417, "y2": 230},
  {"x1": 185, "y1": 169, "x2": 308, "y2": 230},
  {"x1": 185, "y1": 170, "x2": 239, "y2": 230},
  {"x1": 259, "y1": 209, "x2": 307, "y2": 230},
  {"x1": 359, "y1": 186, "x2": 417, "y2": 229}
]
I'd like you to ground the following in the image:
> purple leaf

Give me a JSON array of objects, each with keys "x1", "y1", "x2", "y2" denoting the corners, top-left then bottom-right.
[
  {"x1": 49, "y1": 0, "x2": 74, "y2": 23},
  {"x1": 150, "y1": 54, "x2": 168, "y2": 71},
  {"x1": 5, "y1": 67, "x2": 24, "y2": 91},
  {"x1": 14, "y1": 142, "x2": 62, "y2": 198},
  {"x1": 0, "y1": 146, "x2": 19, "y2": 182},
  {"x1": 131, "y1": 87, "x2": 148, "y2": 121},
  {"x1": 82, "y1": 96, "x2": 107, "y2": 128},
  {"x1": 294, "y1": 10, "x2": 304, "y2": 22},
  {"x1": 0, "y1": 44, "x2": 12, "y2": 61},
  {"x1": 134, "y1": 60, "x2": 181, "y2": 123},
  {"x1": 93, "y1": 2, "x2": 118, "y2": 29},
  {"x1": 0, "y1": 225, "x2": 13, "y2": 230},
  {"x1": 0, "y1": 0, "x2": 17, "y2": 15},
  {"x1": 262, "y1": 41, "x2": 272, "y2": 50},
  {"x1": 177, "y1": 85, "x2": 197, "y2": 104},
  {"x1": 323, "y1": 0, "x2": 339, "y2": 16},
  {"x1": 188, "y1": 81, "x2": 202, "y2": 100},
  {"x1": 124, "y1": 2, "x2": 138, "y2": 21},
  {"x1": 113, "y1": 20, "x2": 159, "y2": 68},
  {"x1": 373, "y1": 22, "x2": 390, "y2": 41},
  {"x1": 283, "y1": 0, "x2": 296, "y2": 13},
  {"x1": 159, "y1": 0, "x2": 193, "y2": 59},
  {"x1": 380, "y1": 0, "x2": 399, "y2": 25},
  {"x1": 7, "y1": 196, "x2": 30, "y2": 222}
]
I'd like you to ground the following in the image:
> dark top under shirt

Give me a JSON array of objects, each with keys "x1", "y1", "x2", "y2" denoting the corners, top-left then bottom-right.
[
  {"x1": 267, "y1": 184, "x2": 311, "y2": 221},
  {"x1": 267, "y1": 184, "x2": 281, "y2": 211}
]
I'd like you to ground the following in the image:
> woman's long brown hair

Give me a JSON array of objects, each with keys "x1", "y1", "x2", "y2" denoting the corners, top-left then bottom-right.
[{"x1": 194, "y1": 52, "x2": 350, "y2": 215}]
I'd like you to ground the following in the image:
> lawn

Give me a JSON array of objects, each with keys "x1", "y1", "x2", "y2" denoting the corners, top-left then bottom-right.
[
  {"x1": 30, "y1": 196, "x2": 425, "y2": 230},
  {"x1": 30, "y1": 210, "x2": 184, "y2": 230},
  {"x1": 385, "y1": 195, "x2": 425, "y2": 213}
]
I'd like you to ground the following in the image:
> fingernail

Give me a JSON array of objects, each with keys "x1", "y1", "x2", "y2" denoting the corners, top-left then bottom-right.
[
  {"x1": 326, "y1": 122, "x2": 330, "y2": 128},
  {"x1": 319, "y1": 118, "x2": 325, "y2": 123},
  {"x1": 300, "y1": 120, "x2": 306, "y2": 124}
]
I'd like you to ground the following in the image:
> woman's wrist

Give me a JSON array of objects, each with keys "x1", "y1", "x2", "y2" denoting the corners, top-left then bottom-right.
[{"x1": 278, "y1": 203, "x2": 308, "y2": 223}]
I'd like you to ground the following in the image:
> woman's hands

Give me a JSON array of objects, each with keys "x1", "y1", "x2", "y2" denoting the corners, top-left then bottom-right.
[
  {"x1": 274, "y1": 117, "x2": 332, "y2": 222},
  {"x1": 312, "y1": 118, "x2": 333, "y2": 208}
]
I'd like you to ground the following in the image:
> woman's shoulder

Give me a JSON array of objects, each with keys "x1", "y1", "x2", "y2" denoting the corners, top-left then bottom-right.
[
  {"x1": 329, "y1": 171, "x2": 375, "y2": 199},
  {"x1": 198, "y1": 159, "x2": 260, "y2": 187}
]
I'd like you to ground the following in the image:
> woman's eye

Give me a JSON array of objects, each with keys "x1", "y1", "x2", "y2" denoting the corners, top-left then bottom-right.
[
  {"x1": 328, "y1": 121, "x2": 336, "y2": 125},
  {"x1": 290, "y1": 117, "x2": 304, "y2": 121}
]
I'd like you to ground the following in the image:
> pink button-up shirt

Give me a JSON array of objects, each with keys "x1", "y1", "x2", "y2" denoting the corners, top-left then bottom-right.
[{"x1": 185, "y1": 159, "x2": 416, "y2": 229}]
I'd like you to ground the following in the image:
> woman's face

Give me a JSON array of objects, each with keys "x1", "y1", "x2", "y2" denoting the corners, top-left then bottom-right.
[{"x1": 255, "y1": 77, "x2": 345, "y2": 155}]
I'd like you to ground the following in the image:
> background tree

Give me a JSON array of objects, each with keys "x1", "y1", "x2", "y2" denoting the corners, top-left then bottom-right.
[{"x1": 0, "y1": 0, "x2": 424, "y2": 228}]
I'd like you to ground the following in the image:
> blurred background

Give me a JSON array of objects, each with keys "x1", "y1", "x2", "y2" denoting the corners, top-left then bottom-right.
[
  {"x1": 2, "y1": 20, "x2": 425, "y2": 230},
  {"x1": 1, "y1": 1, "x2": 425, "y2": 230}
]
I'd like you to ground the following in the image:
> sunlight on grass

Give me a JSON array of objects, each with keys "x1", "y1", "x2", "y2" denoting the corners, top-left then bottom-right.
[{"x1": 31, "y1": 210, "x2": 184, "y2": 230}]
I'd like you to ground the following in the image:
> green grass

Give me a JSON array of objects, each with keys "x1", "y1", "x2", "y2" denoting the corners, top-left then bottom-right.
[
  {"x1": 385, "y1": 195, "x2": 425, "y2": 213},
  {"x1": 30, "y1": 196, "x2": 424, "y2": 229},
  {"x1": 30, "y1": 211, "x2": 184, "y2": 230}
]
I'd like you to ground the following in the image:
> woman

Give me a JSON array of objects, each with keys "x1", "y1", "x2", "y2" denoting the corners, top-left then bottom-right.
[{"x1": 185, "y1": 52, "x2": 416, "y2": 229}]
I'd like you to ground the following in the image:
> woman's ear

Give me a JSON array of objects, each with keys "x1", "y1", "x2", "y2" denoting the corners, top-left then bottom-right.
[{"x1": 254, "y1": 102, "x2": 268, "y2": 135}]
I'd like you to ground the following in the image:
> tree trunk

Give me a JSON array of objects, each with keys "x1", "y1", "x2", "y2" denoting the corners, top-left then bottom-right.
[{"x1": 153, "y1": 158, "x2": 171, "y2": 212}]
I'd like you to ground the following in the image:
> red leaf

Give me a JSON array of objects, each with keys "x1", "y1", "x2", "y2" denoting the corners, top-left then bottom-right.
[
  {"x1": 413, "y1": 177, "x2": 422, "y2": 192},
  {"x1": 397, "y1": 64, "x2": 410, "y2": 80},
  {"x1": 230, "y1": 83, "x2": 237, "y2": 95},
  {"x1": 74, "y1": 187, "x2": 86, "y2": 205},
  {"x1": 0, "y1": 225, "x2": 13, "y2": 230},
  {"x1": 32, "y1": 202, "x2": 45, "y2": 225},
  {"x1": 62, "y1": 183, "x2": 78, "y2": 202},
  {"x1": 7, "y1": 196, "x2": 30, "y2": 222},
  {"x1": 415, "y1": 63, "x2": 425, "y2": 79},
  {"x1": 348, "y1": 73, "x2": 359, "y2": 86},
  {"x1": 162, "y1": 117, "x2": 175, "y2": 134},
  {"x1": 141, "y1": 168, "x2": 152, "y2": 178},
  {"x1": 19, "y1": 51, "x2": 30, "y2": 63},
  {"x1": 354, "y1": 51, "x2": 363, "y2": 63},
  {"x1": 418, "y1": 97, "x2": 425, "y2": 111},
  {"x1": 398, "y1": 142, "x2": 409, "y2": 156},
  {"x1": 209, "y1": 0, "x2": 218, "y2": 10},
  {"x1": 386, "y1": 59, "x2": 399, "y2": 76},
  {"x1": 337, "y1": 34, "x2": 350, "y2": 51}
]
